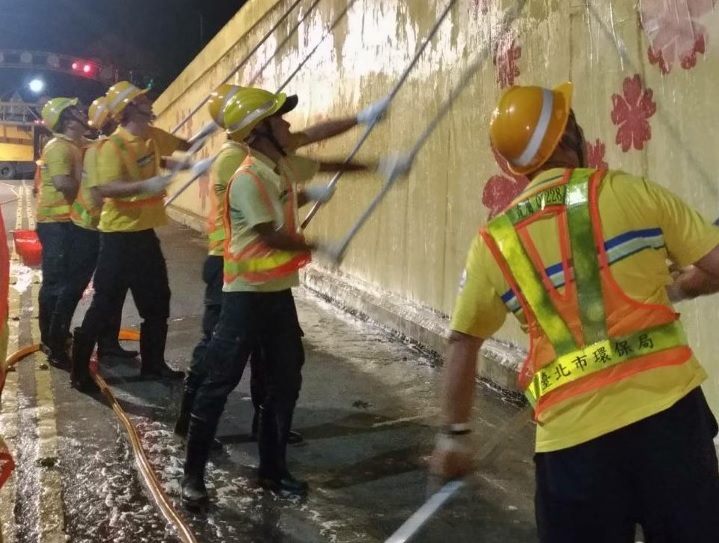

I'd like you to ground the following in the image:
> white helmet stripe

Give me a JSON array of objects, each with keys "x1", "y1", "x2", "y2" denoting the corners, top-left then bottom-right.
[
  {"x1": 515, "y1": 88, "x2": 553, "y2": 168},
  {"x1": 109, "y1": 84, "x2": 138, "y2": 111},
  {"x1": 91, "y1": 103, "x2": 107, "y2": 126},
  {"x1": 216, "y1": 86, "x2": 242, "y2": 125},
  {"x1": 226, "y1": 99, "x2": 276, "y2": 134}
]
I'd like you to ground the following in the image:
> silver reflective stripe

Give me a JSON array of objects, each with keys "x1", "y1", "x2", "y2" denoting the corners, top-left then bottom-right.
[
  {"x1": 109, "y1": 85, "x2": 137, "y2": 111},
  {"x1": 515, "y1": 88, "x2": 553, "y2": 168},
  {"x1": 226, "y1": 99, "x2": 276, "y2": 134},
  {"x1": 216, "y1": 86, "x2": 242, "y2": 124},
  {"x1": 91, "y1": 102, "x2": 108, "y2": 126}
]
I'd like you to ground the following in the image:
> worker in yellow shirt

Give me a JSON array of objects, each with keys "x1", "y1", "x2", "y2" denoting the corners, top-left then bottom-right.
[
  {"x1": 181, "y1": 87, "x2": 348, "y2": 508},
  {"x1": 174, "y1": 83, "x2": 385, "y2": 447},
  {"x1": 70, "y1": 81, "x2": 192, "y2": 390},
  {"x1": 37, "y1": 98, "x2": 86, "y2": 363},
  {"x1": 430, "y1": 83, "x2": 719, "y2": 541},
  {"x1": 46, "y1": 96, "x2": 139, "y2": 370}
]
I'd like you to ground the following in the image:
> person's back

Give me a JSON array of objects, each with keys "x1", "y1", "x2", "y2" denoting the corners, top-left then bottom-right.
[
  {"x1": 433, "y1": 82, "x2": 719, "y2": 543},
  {"x1": 456, "y1": 166, "x2": 717, "y2": 452}
]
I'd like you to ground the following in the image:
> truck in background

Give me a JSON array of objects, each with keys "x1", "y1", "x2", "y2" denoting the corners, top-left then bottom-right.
[{"x1": 0, "y1": 101, "x2": 46, "y2": 180}]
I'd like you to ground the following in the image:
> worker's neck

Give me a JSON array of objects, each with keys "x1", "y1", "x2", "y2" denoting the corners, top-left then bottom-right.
[
  {"x1": 530, "y1": 159, "x2": 579, "y2": 179},
  {"x1": 251, "y1": 139, "x2": 283, "y2": 164},
  {"x1": 124, "y1": 120, "x2": 151, "y2": 139},
  {"x1": 61, "y1": 128, "x2": 83, "y2": 144}
]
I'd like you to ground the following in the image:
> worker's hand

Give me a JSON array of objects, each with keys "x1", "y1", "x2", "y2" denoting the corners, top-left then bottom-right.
[
  {"x1": 356, "y1": 96, "x2": 391, "y2": 125},
  {"x1": 142, "y1": 175, "x2": 173, "y2": 195},
  {"x1": 163, "y1": 155, "x2": 193, "y2": 171},
  {"x1": 303, "y1": 183, "x2": 336, "y2": 204},
  {"x1": 314, "y1": 241, "x2": 344, "y2": 267},
  {"x1": 377, "y1": 151, "x2": 414, "y2": 183},
  {"x1": 189, "y1": 157, "x2": 214, "y2": 179},
  {"x1": 429, "y1": 434, "x2": 475, "y2": 481}
]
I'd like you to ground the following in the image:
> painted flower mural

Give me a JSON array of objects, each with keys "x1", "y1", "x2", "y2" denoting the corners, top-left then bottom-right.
[
  {"x1": 611, "y1": 74, "x2": 657, "y2": 152},
  {"x1": 482, "y1": 147, "x2": 529, "y2": 218},
  {"x1": 640, "y1": 0, "x2": 715, "y2": 74},
  {"x1": 494, "y1": 36, "x2": 522, "y2": 88},
  {"x1": 585, "y1": 138, "x2": 608, "y2": 169}
]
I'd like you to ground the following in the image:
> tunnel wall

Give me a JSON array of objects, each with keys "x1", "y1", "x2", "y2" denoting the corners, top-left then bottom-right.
[{"x1": 154, "y1": 0, "x2": 719, "y2": 412}]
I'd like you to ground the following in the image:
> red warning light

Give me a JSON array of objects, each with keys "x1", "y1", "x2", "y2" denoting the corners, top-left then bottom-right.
[
  {"x1": 83, "y1": 63, "x2": 92, "y2": 74},
  {"x1": 71, "y1": 61, "x2": 80, "y2": 71}
]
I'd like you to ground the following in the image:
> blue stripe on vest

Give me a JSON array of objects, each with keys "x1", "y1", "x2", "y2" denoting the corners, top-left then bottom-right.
[{"x1": 501, "y1": 228, "x2": 665, "y2": 313}]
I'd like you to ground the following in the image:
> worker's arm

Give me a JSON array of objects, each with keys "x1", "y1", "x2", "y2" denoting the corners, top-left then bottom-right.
[
  {"x1": 93, "y1": 175, "x2": 170, "y2": 199},
  {"x1": 51, "y1": 175, "x2": 79, "y2": 201},
  {"x1": 429, "y1": 331, "x2": 483, "y2": 480},
  {"x1": 318, "y1": 160, "x2": 368, "y2": 173},
  {"x1": 667, "y1": 244, "x2": 719, "y2": 301},
  {"x1": 292, "y1": 118, "x2": 358, "y2": 148},
  {"x1": 253, "y1": 222, "x2": 316, "y2": 252}
]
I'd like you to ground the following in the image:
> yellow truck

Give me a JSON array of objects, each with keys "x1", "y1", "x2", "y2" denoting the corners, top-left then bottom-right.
[{"x1": 0, "y1": 101, "x2": 43, "y2": 180}]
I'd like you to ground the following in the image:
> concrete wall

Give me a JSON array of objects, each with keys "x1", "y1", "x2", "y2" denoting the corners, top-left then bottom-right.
[{"x1": 154, "y1": 0, "x2": 719, "y2": 411}]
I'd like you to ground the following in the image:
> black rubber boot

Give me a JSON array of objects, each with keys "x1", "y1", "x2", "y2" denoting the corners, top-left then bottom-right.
[
  {"x1": 98, "y1": 343, "x2": 139, "y2": 359},
  {"x1": 139, "y1": 322, "x2": 183, "y2": 380},
  {"x1": 47, "y1": 315, "x2": 71, "y2": 370},
  {"x1": 174, "y1": 381, "x2": 223, "y2": 452},
  {"x1": 181, "y1": 415, "x2": 216, "y2": 510},
  {"x1": 70, "y1": 327, "x2": 96, "y2": 392},
  {"x1": 257, "y1": 407, "x2": 308, "y2": 495},
  {"x1": 251, "y1": 410, "x2": 303, "y2": 444}
]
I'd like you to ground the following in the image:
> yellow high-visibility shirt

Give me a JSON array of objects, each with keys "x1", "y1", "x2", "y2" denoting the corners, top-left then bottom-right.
[
  {"x1": 97, "y1": 126, "x2": 186, "y2": 232},
  {"x1": 71, "y1": 139, "x2": 105, "y2": 230},
  {"x1": 451, "y1": 168, "x2": 719, "y2": 453},
  {"x1": 207, "y1": 138, "x2": 319, "y2": 257},
  {"x1": 207, "y1": 141, "x2": 249, "y2": 256},
  {"x1": 37, "y1": 134, "x2": 83, "y2": 223}
]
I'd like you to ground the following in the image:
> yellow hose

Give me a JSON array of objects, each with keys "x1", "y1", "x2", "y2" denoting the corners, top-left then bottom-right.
[{"x1": 4, "y1": 329, "x2": 198, "y2": 543}]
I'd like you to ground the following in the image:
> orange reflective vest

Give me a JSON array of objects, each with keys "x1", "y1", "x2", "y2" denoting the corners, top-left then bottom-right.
[
  {"x1": 482, "y1": 168, "x2": 691, "y2": 418},
  {"x1": 223, "y1": 154, "x2": 311, "y2": 285},
  {"x1": 103, "y1": 134, "x2": 164, "y2": 210}
]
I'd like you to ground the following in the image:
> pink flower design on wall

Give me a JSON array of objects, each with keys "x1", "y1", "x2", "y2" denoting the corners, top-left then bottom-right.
[
  {"x1": 482, "y1": 147, "x2": 530, "y2": 218},
  {"x1": 585, "y1": 138, "x2": 608, "y2": 169},
  {"x1": 473, "y1": 0, "x2": 491, "y2": 17},
  {"x1": 640, "y1": 0, "x2": 715, "y2": 74},
  {"x1": 494, "y1": 36, "x2": 521, "y2": 88},
  {"x1": 611, "y1": 74, "x2": 657, "y2": 152}
]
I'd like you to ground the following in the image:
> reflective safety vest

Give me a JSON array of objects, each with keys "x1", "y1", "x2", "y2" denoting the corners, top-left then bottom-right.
[
  {"x1": 103, "y1": 134, "x2": 165, "y2": 210},
  {"x1": 223, "y1": 154, "x2": 311, "y2": 285},
  {"x1": 70, "y1": 140, "x2": 104, "y2": 230},
  {"x1": 482, "y1": 168, "x2": 692, "y2": 418},
  {"x1": 207, "y1": 142, "x2": 250, "y2": 256},
  {"x1": 37, "y1": 137, "x2": 81, "y2": 222}
]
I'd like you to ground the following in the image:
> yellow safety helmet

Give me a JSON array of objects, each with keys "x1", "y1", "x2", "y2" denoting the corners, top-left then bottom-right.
[
  {"x1": 41, "y1": 97, "x2": 80, "y2": 132},
  {"x1": 221, "y1": 87, "x2": 298, "y2": 139},
  {"x1": 207, "y1": 83, "x2": 245, "y2": 127},
  {"x1": 105, "y1": 80, "x2": 148, "y2": 119},
  {"x1": 489, "y1": 82, "x2": 573, "y2": 175},
  {"x1": 88, "y1": 96, "x2": 111, "y2": 129}
]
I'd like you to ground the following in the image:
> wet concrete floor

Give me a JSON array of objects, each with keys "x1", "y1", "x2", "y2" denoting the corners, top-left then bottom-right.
[{"x1": 0, "y1": 179, "x2": 538, "y2": 542}]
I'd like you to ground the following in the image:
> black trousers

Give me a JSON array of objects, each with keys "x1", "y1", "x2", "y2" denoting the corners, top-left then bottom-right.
[
  {"x1": 36, "y1": 222, "x2": 72, "y2": 345},
  {"x1": 535, "y1": 388, "x2": 719, "y2": 543},
  {"x1": 187, "y1": 255, "x2": 265, "y2": 414},
  {"x1": 50, "y1": 224, "x2": 125, "y2": 350},
  {"x1": 79, "y1": 229, "x2": 170, "y2": 366},
  {"x1": 191, "y1": 289, "x2": 304, "y2": 472}
]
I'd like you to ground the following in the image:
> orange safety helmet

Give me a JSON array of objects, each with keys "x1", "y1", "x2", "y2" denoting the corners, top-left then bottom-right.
[{"x1": 490, "y1": 82, "x2": 573, "y2": 175}]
